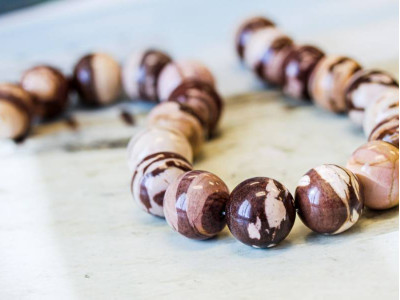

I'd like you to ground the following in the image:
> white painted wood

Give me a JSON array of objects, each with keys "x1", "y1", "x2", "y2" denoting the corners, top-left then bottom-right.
[{"x1": 0, "y1": 0, "x2": 398, "y2": 299}]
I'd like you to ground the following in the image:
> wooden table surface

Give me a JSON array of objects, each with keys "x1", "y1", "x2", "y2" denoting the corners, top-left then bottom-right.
[{"x1": 0, "y1": 0, "x2": 398, "y2": 299}]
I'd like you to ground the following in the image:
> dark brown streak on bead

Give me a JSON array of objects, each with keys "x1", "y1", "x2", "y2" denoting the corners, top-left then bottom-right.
[
  {"x1": 369, "y1": 116, "x2": 399, "y2": 148},
  {"x1": 139, "y1": 160, "x2": 192, "y2": 211},
  {"x1": 201, "y1": 191, "x2": 229, "y2": 234},
  {"x1": 73, "y1": 55, "x2": 98, "y2": 106}
]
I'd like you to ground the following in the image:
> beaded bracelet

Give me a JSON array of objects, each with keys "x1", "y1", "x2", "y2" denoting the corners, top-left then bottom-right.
[{"x1": 127, "y1": 16, "x2": 399, "y2": 249}]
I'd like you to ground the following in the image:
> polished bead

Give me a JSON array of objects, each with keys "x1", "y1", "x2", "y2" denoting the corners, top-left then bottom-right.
[
  {"x1": 131, "y1": 152, "x2": 192, "y2": 217},
  {"x1": 295, "y1": 164, "x2": 363, "y2": 234},
  {"x1": 127, "y1": 127, "x2": 193, "y2": 172},
  {"x1": 226, "y1": 177, "x2": 296, "y2": 248},
  {"x1": 346, "y1": 141, "x2": 399, "y2": 210},
  {"x1": 157, "y1": 60, "x2": 215, "y2": 101},
  {"x1": 235, "y1": 16, "x2": 275, "y2": 60},
  {"x1": 148, "y1": 102, "x2": 204, "y2": 155},
  {"x1": 308, "y1": 55, "x2": 361, "y2": 113},
  {"x1": 21, "y1": 65, "x2": 69, "y2": 119},
  {"x1": 122, "y1": 49, "x2": 172, "y2": 102},
  {"x1": 163, "y1": 170, "x2": 230, "y2": 240},
  {"x1": 73, "y1": 53, "x2": 122, "y2": 106},
  {"x1": 345, "y1": 69, "x2": 398, "y2": 126},
  {"x1": 368, "y1": 116, "x2": 399, "y2": 148}
]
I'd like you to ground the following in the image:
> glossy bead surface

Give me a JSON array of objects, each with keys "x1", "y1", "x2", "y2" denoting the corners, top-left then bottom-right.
[
  {"x1": 363, "y1": 90, "x2": 399, "y2": 136},
  {"x1": 226, "y1": 177, "x2": 296, "y2": 248},
  {"x1": 235, "y1": 16, "x2": 275, "y2": 60},
  {"x1": 127, "y1": 127, "x2": 193, "y2": 172},
  {"x1": 148, "y1": 102, "x2": 204, "y2": 155},
  {"x1": 295, "y1": 164, "x2": 363, "y2": 234},
  {"x1": 164, "y1": 170, "x2": 230, "y2": 240},
  {"x1": 346, "y1": 141, "x2": 399, "y2": 210},
  {"x1": 244, "y1": 27, "x2": 293, "y2": 86},
  {"x1": 73, "y1": 53, "x2": 121, "y2": 106},
  {"x1": 0, "y1": 83, "x2": 33, "y2": 140},
  {"x1": 309, "y1": 55, "x2": 361, "y2": 113},
  {"x1": 368, "y1": 116, "x2": 399, "y2": 148},
  {"x1": 122, "y1": 49, "x2": 172, "y2": 102},
  {"x1": 345, "y1": 69, "x2": 398, "y2": 126},
  {"x1": 282, "y1": 45, "x2": 325, "y2": 99},
  {"x1": 131, "y1": 152, "x2": 192, "y2": 217},
  {"x1": 157, "y1": 60, "x2": 215, "y2": 101},
  {"x1": 21, "y1": 65, "x2": 69, "y2": 119},
  {"x1": 168, "y1": 80, "x2": 223, "y2": 135}
]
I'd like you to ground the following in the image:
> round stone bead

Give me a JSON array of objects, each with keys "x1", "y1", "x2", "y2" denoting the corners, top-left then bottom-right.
[
  {"x1": 295, "y1": 164, "x2": 364, "y2": 234},
  {"x1": 235, "y1": 16, "x2": 275, "y2": 60},
  {"x1": 131, "y1": 152, "x2": 192, "y2": 217},
  {"x1": 163, "y1": 170, "x2": 230, "y2": 240},
  {"x1": 0, "y1": 83, "x2": 34, "y2": 141},
  {"x1": 122, "y1": 49, "x2": 172, "y2": 102},
  {"x1": 244, "y1": 27, "x2": 293, "y2": 86},
  {"x1": 282, "y1": 45, "x2": 325, "y2": 100},
  {"x1": 308, "y1": 55, "x2": 361, "y2": 113},
  {"x1": 20, "y1": 65, "x2": 69, "y2": 119},
  {"x1": 127, "y1": 127, "x2": 193, "y2": 172},
  {"x1": 168, "y1": 80, "x2": 223, "y2": 136},
  {"x1": 157, "y1": 60, "x2": 215, "y2": 101},
  {"x1": 73, "y1": 53, "x2": 122, "y2": 106},
  {"x1": 346, "y1": 141, "x2": 399, "y2": 210},
  {"x1": 368, "y1": 116, "x2": 399, "y2": 148},
  {"x1": 148, "y1": 102, "x2": 204, "y2": 155},
  {"x1": 345, "y1": 69, "x2": 398, "y2": 126},
  {"x1": 363, "y1": 90, "x2": 399, "y2": 136},
  {"x1": 226, "y1": 177, "x2": 296, "y2": 248}
]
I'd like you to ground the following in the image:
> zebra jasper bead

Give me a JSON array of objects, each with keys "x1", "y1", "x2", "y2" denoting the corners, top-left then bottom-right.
[
  {"x1": 295, "y1": 164, "x2": 364, "y2": 234},
  {"x1": 226, "y1": 177, "x2": 296, "y2": 248},
  {"x1": 131, "y1": 152, "x2": 192, "y2": 217},
  {"x1": 163, "y1": 170, "x2": 230, "y2": 240}
]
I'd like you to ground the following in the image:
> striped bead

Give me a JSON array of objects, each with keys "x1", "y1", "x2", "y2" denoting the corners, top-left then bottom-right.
[
  {"x1": 164, "y1": 170, "x2": 230, "y2": 240},
  {"x1": 131, "y1": 152, "x2": 192, "y2": 217},
  {"x1": 295, "y1": 164, "x2": 364, "y2": 234}
]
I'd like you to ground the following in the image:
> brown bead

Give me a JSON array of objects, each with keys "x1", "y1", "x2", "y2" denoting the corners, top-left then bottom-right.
[
  {"x1": 235, "y1": 16, "x2": 275, "y2": 60},
  {"x1": 295, "y1": 164, "x2": 363, "y2": 234},
  {"x1": 164, "y1": 170, "x2": 230, "y2": 240},
  {"x1": 226, "y1": 177, "x2": 296, "y2": 248},
  {"x1": 21, "y1": 65, "x2": 69, "y2": 119},
  {"x1": 368, "y1": 116, "x2": 399, "y2": 148}
]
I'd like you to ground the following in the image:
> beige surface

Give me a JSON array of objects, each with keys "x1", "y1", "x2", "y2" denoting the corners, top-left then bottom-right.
[{"x1": 0, "y1": 0, "x2": 398, "y2": 299}]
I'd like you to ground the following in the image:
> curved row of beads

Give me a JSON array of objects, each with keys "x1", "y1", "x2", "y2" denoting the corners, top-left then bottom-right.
[
  {"x1": 127, "y1": 17, "x2": 398, "y2": 249},
  {"x1": 236, "y1": 16, "x2": 399, "y2": 211},
  {"x1": 0, "y1": 50, "x2": 216, "y2": 142}
]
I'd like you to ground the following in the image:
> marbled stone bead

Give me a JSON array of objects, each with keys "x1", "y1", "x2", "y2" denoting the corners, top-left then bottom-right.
[
  {"x1": 226, "y1": 177, "x2": 296, "y2": 248},
  {"x1": 295, "y1": 164, "x2": 364, "y2": 234},
  {"x1": 122, "y1": 49, "x2": 172, "y2": 102},
  {"x1": 0, "y1": 83, "x2": 34, "y2": 141},
  {"x1": 20, "y1": 65, "x2": 69, "y2": 119},
  {"x1": 73, "y1": 53, "x2": 122, "y2": 106},
  {"x1": 168, "y1": 80, "x2": 223, "y2": 135},
  {"x1": 131, "y1": 152, "x2": 192, "y2": 217},
  {"x1": 368, "y1": 116, "x2": 399, "y2": 148},
  {"x1": 163, "y1": 170, "x2": 230, "y2": 240},
  {"x1": 308, "y1": 55, "x2": 361, "y2": 113},
  {"x1": 244, "y1": 27, "x2": 293, "y2": 86},
  {"x1": 346, "y1": 141, "x2": 399, "y2": 210},
  {"x1": 127, "y1": 127, "x2": 193, "y2": 172},
  {"x1": 363, "y1": 90, "x2": 399, "y2": 136},
  {"x1": 235, "y1": 16, "x2": 275, "y2": 60},
  {"x1": 157, "y1": 60, "x2": 215, "y2": 101},
  {"x1": 148, "y1": 102, "x2": 204, "y2": 155},
  {"x1": 345, "y1": 69, "x2": 399, "y2": 126},
  {"x1": 282, "y1": 45, "x2": 325, "y2": 99}
]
